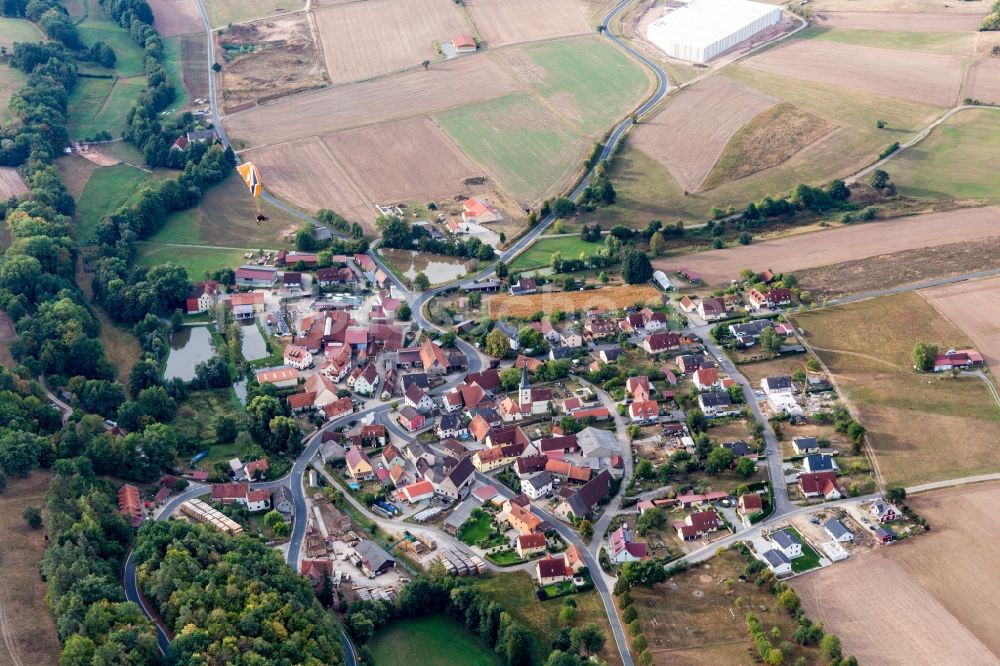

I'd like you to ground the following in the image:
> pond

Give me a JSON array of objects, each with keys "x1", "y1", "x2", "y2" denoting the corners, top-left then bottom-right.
[
  {"x1": 240, "y1": 319, "x2": 268, "y2": 361},
  {"x1": 233, "y1": 378, "x2": 247, "y2": 405},
  {"x1": 378, "y1": 248, "x2": 469, "y2": 284},
  {"x1": 164, "y1": 326, "x2": 216, "y2": 382}
]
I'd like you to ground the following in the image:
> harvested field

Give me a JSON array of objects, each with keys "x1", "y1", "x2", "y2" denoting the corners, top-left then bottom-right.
[
  {"x1": 0, "y1": 471, "x2": 61, "y2": 666},
  {"x1": 967, "y1": 59, "x2": 1000, "y2": 105},
  {"x1": 243, "y1": 137, "x2": 373, "y2": 224},
  {"x1": 792, "y1": 292, "x2": 1000, "y2": 486},
  {"x1": 313, "y1": 0, "x2": 469, "y2": 84},
  {"x1": 802, "y1": 25, "x2": 976, "y2": 55},
  {"x1": 464, "y1": 0, "x2": 591, "y2": 47},
  {"x1": 219, "y1": 13, "x2": 327, "y2": 108},
  {"x1": 203, "y1": 0, "x2": 305, "y2": 28},
  {"x1": 630, "y1": 76, "x2": 776, "y2": 192},
  {"x1": 487, "y1": 284, "x2": 662, "y2": 319},
  {"x1": 177, "y1": 33, "x2": 210, "y2": 101},
  {"x1": 0, "y1": 167, "x2": 28, "y2": 198},
  {"x1": 812, "y1": 11, "x2": 984, "y2": 33},
  {"x1": 655, "y1": 206, "x2": 1000, "y2": 285},
  {"x1": 796, "y1": 235, "x2": 1000, "y2": 301},
  {"x1": 54, "y1": 155, "x2": 99, "y2": 199},
  {"x1": 437, "y1": 93, "x2": 588, "y2": 202},
  {"x1": 795, "y1": 483, "x2": 1000, "y2": 664},
  {"x1": 743, "y1": 39, "x2": 962, "y2": 107},
  {"x1": 702, "y1": 103, "x2": 836, "y2": 190},
  {"x1": 147, "y1": 0, "x2": 203, "y2": 37},
  {"x1": 811, "y1": 0, "x2": 988, "y2": 12},
  {"x1": 921, "y1": 275, "x2": 1000, "y2": 370},
  {"x1": 225, "y1": 55, "x2": 519, "y2": 146}
]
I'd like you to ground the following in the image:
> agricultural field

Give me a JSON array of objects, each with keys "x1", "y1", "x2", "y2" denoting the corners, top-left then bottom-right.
[
  {"x1": 811, "y1": 10, "x2": 985, "y2": 32},
  {"x1": 203, "y1": 0, "x2": 305, "y2": 28},
  {"x1": 792, "y1": 292, "x2": 1000, "y2": 487},
  {"x1": 76, "y1": 165, "x2": 149, "y2": 242},
  {"x1": 891, "y1": 109, "x2": 1000, "y2": 202},
  {"x1": 147, "y1": 0, "x2": 204, "y2": 37},
  {"x1": 0, "y1": 167, "x2": 27, "y2": 199},
  {"x1": 148, "y1": 173, "x2": 302, "y2": 248},
  {"x1": 0, "y1": 16, "x2": 41, "y2": 48},
  {"x1": 77, "y1": 11, "x2": 148, "y2": 77},
  {"x1": 921, "y1": 275, "x2": 1000, "y2": 370},
  {"x1": 436, "y1": 93, "x2": 588, "y2": 202},
  {"x1": 137, "y1": 243, "x2": 253, "y2": 280},
  {"x1": 508, "y1": 236, "x2": 607, "y2": 272},
  {"x1": 0, "y1": 471, "x2": 62, "y2": 666},
  {"x1": 464, "y1": 0, "x2": 591, "y2": 47},
  {"x1": 55, "y1": 155, "x2": 100, "y2": 198},
  {"x1": 471, "y1": 573, "x2": 622, "y2": 666},
  {"x1": 370, "y1": 615, "x2": 500, "y2": 666},
  {"x1": 487, "y1": 284, "x2": 661, "y2": 319},
  {"x1": 966, "y1": 59, "x2": 1000, "y2": 105},
  {"x1": 67, "y1": 76, "x2": 147, "y2": 141},
  {"x1": 167, "y1": 33, "x2": 211, "y2": 105},
  {"x1": 802, "y1": 25, "x2": 976, "y2": 54},
  {"x1": 313, "y1": 0, "x2": 468, "y2": 84},
  {"x1": 654, "y1": 206, "x2": 1000, "y2": 286},
  {"x1": 218, "y1": 13, "x2": 327, "y2": 110},
  {"x1": 794, "y1": 483, "x2": 1000, "y2": 664},
  {"x1": 630, "y1": 76, "x2": 777, "y2": 193},
  {"x1": 630, "y1": 548, "x2": 819, "y2": 664}
]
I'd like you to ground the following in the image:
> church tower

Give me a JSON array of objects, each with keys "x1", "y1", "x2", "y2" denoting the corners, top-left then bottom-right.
[{"x1": 519, "y1": 364, "x2": 531, "y2": 407}]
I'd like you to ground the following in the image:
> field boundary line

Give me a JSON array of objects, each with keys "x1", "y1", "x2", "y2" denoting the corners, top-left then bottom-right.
[{"x1": 805, "y1": 345, "x2": 904, "y2": 371}]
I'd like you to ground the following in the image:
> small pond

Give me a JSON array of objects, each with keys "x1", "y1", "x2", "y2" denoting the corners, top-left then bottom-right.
[
  {"x1": 164, "y1": 326, "x2": 216, "y2": 382},
  {"x1": 378, "y1": 248, "x2": 469, "y2": 284},
  {"x1": 240, "y1": 319, "x2": 268, "y2": 361}
]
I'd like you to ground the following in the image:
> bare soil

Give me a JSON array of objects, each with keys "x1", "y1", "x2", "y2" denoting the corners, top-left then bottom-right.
[
  {"x1": 464, "y1": 0, "x2": 591, "y2": 47},
  {"x1": 0, "y1": 168, "x2": 28, "y2": 198},
  {"x1": 811, "y1": 10, "x2": 985, "y2": 31},
  {"x1": 702, "y1": 102, "x2": 837, "y2": 190},
  {"x1": 966, "y1": 58, "x2": 1000, "y2": 105},
  {"x1": 148, "y1": 0, "x2": 204, "y2": 37},
  {"x1": 219, "y1": 13, "x2": 328, "y2": 109},
  {"x1": 0, "y1": 471, "x2": 61, "y2": 666},
  {"x1": 743, "y1": 38, "x2": 964, "y2": 107},
  {"x1": 655, "y1": 206, "x2": 1000, "y2": 285},
  {"x1": 794, "y1": 482, "x2": 1000, "y2": 664},
  {"x1": 631, "y1": 76, "x2": 776, "y2": 192},
  {"x1": 921, "y1": 274, "x2": 1000, "y2": 370},
  {"x1": 810, "y1": 0, "x2": 988, "y2": 13},
  {"x1": 54, "y1": 155, "x2": 98, "y2": 199},
  {"x1": 224, "y1": 55, "x2": 520, "y2": 146},
  {"x1": 487, "y1": 284, "x2": 662, "y2": 319},
  {"x1": 796, "y1": 236, "x2": 1000, "y2": 301},
  {"x1": 314, "y1": 0, "x2": 469, "y2": 84},
  {"x1": 180, "y1": 33, "x2": 210, "y2": 101}
]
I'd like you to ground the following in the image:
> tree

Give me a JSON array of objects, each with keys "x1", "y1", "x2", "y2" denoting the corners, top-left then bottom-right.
[
  {"x1": 686, "y1": 408, "x2": 707, "y2": 433},
  {"x1": 413, "y1": 273, "x2": 430, "y2": 291},
  {"x1": 396, "y1": 302, "x2": 412, "y2": 321},
  {"x1": 886, "y1": 486, "x2": 906, "y2": 502},
  {"x1": 485, "y1": 328, "x2": 511, "y2": 359},
  {"x1": 212, "y1": 62, "x2": 221, "y2": 72},
  {"x1": 496, "y1": 260, "x2": 508, "y2": 278},
  {"x1": 634, "y1": 459, "x2": 654, "y2": 480},
  {"x1": 214, "y1": 414, "x2": 240, "y2": 443},
  {"x1": 778, "y1": 588, "x2": 800, "y2": 614},
  {"x1": 621, "y1": 249, "x2": 653, "y2": 284},
  {"x1": 738, "y1": 232, "x2": 752, "y2": 245},
  {"x1": 578, "y1": 520, "x2": 594, "y2": 541},
  {"x1": 912, "y1": 341, "x2": 937, "y2": 372},
  {"x1": 870, "y1": 169, "x2": 890, "y2": 190},
  {"x1": 735, "y1": 456, "x2": 757, "y2": 478},
  {"x1": 637, "y1": 507, "x2": 666, "y2": 533},
  {"x1": 569, "y1": 623, "x2": 606, "y2": 656},
  {"x1": 648, "y1": 231, "x2": 667, "y2": 256},
  {"x1": 552, "y1": 197, "x2": 575, "y2": 218},
  {"x1": 23, "y1": 506, "x2": 42, "y2": 528},
  {"x1": 518, "y1": 326, "x2": 548, "y2": 353},
  {"x1": 705, "y1": 446, "x2": 734, "y2": 474},
  {"x1": 759, "y1": 326, "x2": 783, "y2": 354},
  {"x1": 820, "y1": 634, "x2": 842, "y2": 663},
  {"x1": 129, "y1": 358, "x2": 160, "y2": 397}
]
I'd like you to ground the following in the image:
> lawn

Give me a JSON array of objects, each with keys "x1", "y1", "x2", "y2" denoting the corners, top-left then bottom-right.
[
  {"x1": 67, "y1": 76, "x2": 147, "y2": 140},
  {"x1": 802, "y1": 25, "x2": 975, "y2": 56},
  {"x1": 0, "y1": 16, "x2": 42, "y2": 49},
  {"x1": 509, "y1": 235, "x2": 606, "y2": 272},
  {"x1": 520, "y1": 35, "x2": 652, "y2": 136},
  {"x1": 787, "y1": 527, "x2": 821, "y2": 573},
  {"x1": 0, "y1": 471, "x2": 62, "y2": 665},
  {"x1": 137, "y1": 242, "x2": 251, "y2": 279},
  {"x1": 891, "y1": 108, "x2": 1000, "y2": 202},
  {"x1": 793, "y1": 292, "x2": 1000, "y2": 486},
  {"x1": 436, "y1": 93, "x2": 588, "y2": 203},
  {"x1": 76, "y1": 164, "x2": 149, "y2": 241},
  {"x1": 77, "y1": 10, "x2": 147, "y2": 77},
  {"x1": 161, "y1": 35, "x2": 190, "y2": 111},
  {"x1": 457, "y1": 509, "x2": 493, "y2": 545},
  {"x1": 370, "y1": 615, "x2": 500, "y2": 666},
  {"x1": 486, "y1": 549, "x2": 526, "y2": 567},
  {"x1": 471, "y1": 573, "x2": 623, "y2": 666},
  {"x1": 148, "y1": 173, "x2": 301, "y2": 247},
  {"x1": 0, "y1": 63, "x2": 26, "y2": 125}
]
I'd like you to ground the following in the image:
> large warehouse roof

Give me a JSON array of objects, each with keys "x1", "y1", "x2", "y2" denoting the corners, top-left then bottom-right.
[{"x1": 648, "y1": 0, "x2": 780, "y2": 49}]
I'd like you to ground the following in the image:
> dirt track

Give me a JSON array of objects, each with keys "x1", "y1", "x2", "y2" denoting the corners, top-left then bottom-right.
[
  {"x1": 630, "y1": 76, "x2": 776, "y2": 192},
  {"x1": 656, "y1": 207, "x2": 1000, "y2": 285},
  {"x1": 921, "y1": 274, "x2": 1000, "y2": 370},
  {"x1": 464, "y1": 0, "x2": 591, "y2": 46},
  {"x1": 743, "y1": 39, "x2": 964, "y2": 107}
]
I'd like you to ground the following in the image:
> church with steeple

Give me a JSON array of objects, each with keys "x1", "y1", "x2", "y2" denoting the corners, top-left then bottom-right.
[{"x1": 498, "y1": 365, "x2": 555, "y2": 421}]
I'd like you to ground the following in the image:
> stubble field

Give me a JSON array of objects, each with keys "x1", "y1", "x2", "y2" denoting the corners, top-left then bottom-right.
[
  {"x1": 966, "y1": 59, "x2": 1000, "y2": 104},
  {"x1": 464, "y1": 0, "x2": 591, "y2": 46},
  {"x1": 811, "y1": 10, "x2": 985, "y2": 31},
  {"x1": 147, "y1": 0, "x2": 203, "y2": 37},
  {"x1": 921, "y1": 275, "x2": 1000, "y2": 370},
  {"x1": 487, "y1": 284, "x2": 661, "y2": 319},
  {"x1": 314, "y1": 0, "x2": 468, "y2": 84},
  {"x1": 794, "y1": 483, "x2": 1000, "y2": 664},
  {"x1": 654, "y1": 206, "x2": 1000, "y2": 285}
]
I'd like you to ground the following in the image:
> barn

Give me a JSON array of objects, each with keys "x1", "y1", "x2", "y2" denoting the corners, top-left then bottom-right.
[{"x1": 646, "y1": 0, "x2": 782, "y2": 64}]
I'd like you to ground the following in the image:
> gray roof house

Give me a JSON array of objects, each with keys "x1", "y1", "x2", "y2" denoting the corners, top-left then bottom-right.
[
  {"x1": 354, "y1": 539, "x2": 395, "y2": 576},
  {"x1": 271, "y1": 485, "x2": 294, "y2": 516},
  {"x1": 762, "y1": 548, "x2": 792, "y2": 575},
  {"x1": 576, "y1": 427, "x2": 619, "y2": 467},
  {"x1": 823, "y1": 517, "x2": 854, "y2": 542}
]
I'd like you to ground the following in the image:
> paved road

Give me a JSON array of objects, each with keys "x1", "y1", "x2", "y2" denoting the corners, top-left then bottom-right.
[
  {"x1": 821, "y1": 266, "x2": 1000, "y2": 309},
  {"x1": 585, "y1": 379, "x2": 634, "y2": 557},
  {"x1": 37, "y1": 375, "x2": 72, "y2": 423}
]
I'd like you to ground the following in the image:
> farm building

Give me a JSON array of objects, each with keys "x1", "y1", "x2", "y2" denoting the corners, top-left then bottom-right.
[{"x1": 646, "y1": 0, "x2": 782, "y2": 64}]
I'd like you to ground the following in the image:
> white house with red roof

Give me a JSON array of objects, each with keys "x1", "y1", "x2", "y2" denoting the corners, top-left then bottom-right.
[
  {"x1": 462, "y1": 198, "x2": 502, "y2": 224},
  {"x1": 304, "y1": 373, "x2": 339, "y2": 407},
  {"x1": 283, "y1": 345, "x2": 313, "y2": 370},
  {"x1": 352, "y1": 364, "x2": 379, "y2": 396},
  {"x1": 609, "y1": 525, "x2": 647, "y2": 563},
  {"x1": 452, "y1": 33, "x2": 477, "y2": 52}
]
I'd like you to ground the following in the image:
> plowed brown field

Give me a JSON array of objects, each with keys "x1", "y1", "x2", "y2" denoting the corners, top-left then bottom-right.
[
  {"x1": 966, "y1": 59, "x2": 1000, "y2": 105},
  {"x1": 921, "y1": 275, "x2": 1000, "y2": 370},
  {"x1": 743, "y1": 39, "x2": 963, "y2": 107},
  {"x1": 630, "y1": 76, "x2": 775, "y2": 192},
  {"x1": 313, "y1": 0, "x2": 470, "y2": 84},
  {"x1": 465, "y1": 0, "x2": 591, "y2": 46},
  {"x1": 225, "y1": 55, "x2": 519, "y2": 146},
  {"x1": 794, "y1": 483, "x2": 1000, "y2": 665},
  {"x1": 812, "y1": 10, "x2": 984, "y2": 32},
  {"x1": 148, "y1": 0, "x2": 203, "y2": 36},
  {"x1": 656, "y1": 206, "x2": 1000, "y2": 285},
  {"x1": 0, "y1": 167, "x2": 28, "y2": 198}
]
